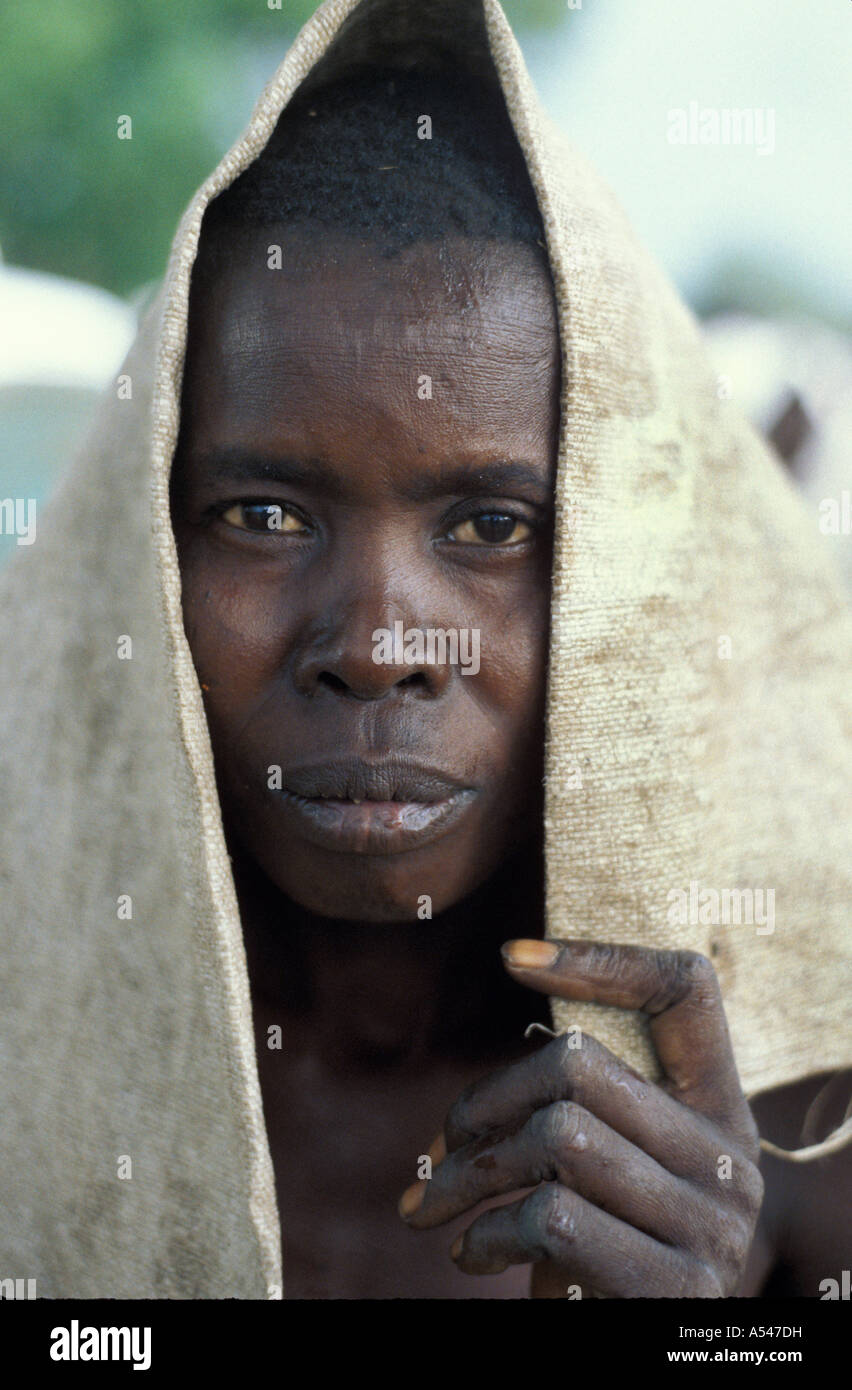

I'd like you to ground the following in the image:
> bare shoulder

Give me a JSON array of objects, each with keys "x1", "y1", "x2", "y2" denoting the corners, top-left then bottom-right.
[{"x1": 748, "y1": 1069, "x2": 852, "y2": 1297}]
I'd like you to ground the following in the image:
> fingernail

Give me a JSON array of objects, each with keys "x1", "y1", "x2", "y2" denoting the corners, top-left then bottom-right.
[
  {"x1": 427, "y1": 1132, "x2": 446, "y2": 1166},
  {"x1": 502, "y1": 939, "x2": 560, "y2": 969},
  {"x1": 450, "y1": 1234, "x2": 464, "y2": 1260},
  {"x1": 398, "y1": 1182, "x2": 426, "y2": 1219}
]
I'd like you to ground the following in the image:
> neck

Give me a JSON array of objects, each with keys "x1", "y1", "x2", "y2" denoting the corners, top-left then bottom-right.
[{"x1": 230, "y1": 837, "x2": 549, "y2": 1069}]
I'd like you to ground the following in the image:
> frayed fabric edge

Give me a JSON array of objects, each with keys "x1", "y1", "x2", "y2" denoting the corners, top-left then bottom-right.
[{"x1": 759, "y1": 1115, "x2": 852, "y2": 1163}]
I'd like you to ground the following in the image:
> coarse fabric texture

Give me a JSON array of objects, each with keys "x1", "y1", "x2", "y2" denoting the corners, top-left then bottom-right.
[{"x1": 1, "y1": 0, "x2": 850, "y2": 1299}]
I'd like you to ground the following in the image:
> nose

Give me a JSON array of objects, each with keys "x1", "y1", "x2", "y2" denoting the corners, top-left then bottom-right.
[{"x1": 291, "y1": 600, "x2": 454, "y2": 702}]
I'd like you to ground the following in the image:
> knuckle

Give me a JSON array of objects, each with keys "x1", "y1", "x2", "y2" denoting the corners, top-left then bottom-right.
[
  {"x1": 535, "y1": 1099, "x2": 587, "y2": 1156},
  {"x1": 714, "y1": 1211, "x2": 754, "y2": 1269},
  {"x1": 675, "y1": 949, "x2": 717, "y2": 997},
  {"x1": 717, "y1": 1144, "x2": 764, "y2": 1212},
  {"x1": 700, "y1": 1182, "x2": 760, "y2": 1278},
  {"x1": 659, "y1": 949, "x2": 715, "y2": 1005},
  {"x1": 589, "y1": 941, "x2": 623, "y2": 981},
  {"x1": 523, "y1": 1181, "x2": 578, "y2": 1253},
  {"x1": 642, "y1": 949, "x2": 687, "y2": 1011}
]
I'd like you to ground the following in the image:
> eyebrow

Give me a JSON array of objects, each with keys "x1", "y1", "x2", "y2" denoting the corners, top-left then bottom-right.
[
  {"x1": 180, "y1": 448, "x2": 552, "y2": 504},
  {"x1": 181, "y1": 448, "x2": 340, "y2": 496},
  {"x1": 404, "y1": 460, "x2": 551, "y2": 503}
]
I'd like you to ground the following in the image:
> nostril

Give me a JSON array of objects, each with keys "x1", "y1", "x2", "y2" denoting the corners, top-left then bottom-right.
[
  {"x1": 314, "y1": 667, "x2": 430, "y2": 699},
  {"x1": 317, "y1": 671, "x2": 350, "y2": 694}
]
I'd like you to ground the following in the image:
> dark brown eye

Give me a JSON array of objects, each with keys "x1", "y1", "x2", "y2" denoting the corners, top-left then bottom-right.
[
  {"x1": 449, "y1": 513, "x2": 531, "y2": 545},
  {"x1": 221, "y1": 503, "x2": 307, "y2": 534}
]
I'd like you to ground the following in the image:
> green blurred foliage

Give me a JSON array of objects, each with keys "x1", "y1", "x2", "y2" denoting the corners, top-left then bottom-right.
[{"x1": 0, "y1": 0, "x2": 564, "y2": 297}]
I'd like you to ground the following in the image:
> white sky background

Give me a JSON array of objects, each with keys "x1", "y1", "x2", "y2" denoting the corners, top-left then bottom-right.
[{"x1": 520, "y1": 0, "x2": 852, "y2": 321}]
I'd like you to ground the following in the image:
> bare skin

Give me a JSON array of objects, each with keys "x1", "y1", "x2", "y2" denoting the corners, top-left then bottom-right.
[{"x1": 171, "y1": 229, "x2": 851, "y2": 1298}]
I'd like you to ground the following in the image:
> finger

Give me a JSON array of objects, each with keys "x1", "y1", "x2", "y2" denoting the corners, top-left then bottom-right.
[
  {"x1": 450, "y1": 1182, "x2": 721, "y2": 1297},
  {"x1": 503, "y1": 939, "x2": 752, "y2": 1134},
  {"x1": 404, "y1": 1099, "x2": 715, "y2": 1248},
  {"x1": 441, "y1": 1027, "x2": 735, "y2": 1177}
]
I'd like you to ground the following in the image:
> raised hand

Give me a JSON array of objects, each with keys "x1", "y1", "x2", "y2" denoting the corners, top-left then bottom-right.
[{"x1": 399, "y1": 939, "x2": 764, "y2": 1298}]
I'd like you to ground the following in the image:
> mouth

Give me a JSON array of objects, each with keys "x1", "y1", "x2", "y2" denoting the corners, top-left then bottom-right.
[{"x1": 272, "y1": 757, "x2": 479, "y2": 856}]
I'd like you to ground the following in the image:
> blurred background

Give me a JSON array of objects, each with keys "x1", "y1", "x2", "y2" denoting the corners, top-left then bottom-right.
[{"x1": 1, "y1": 0, "x2": 850, "y2": 570}]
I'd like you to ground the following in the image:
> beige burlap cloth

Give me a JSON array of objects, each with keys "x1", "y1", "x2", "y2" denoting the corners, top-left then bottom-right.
[{"x1": 0, "y1": 0, "x2": 849, "y2": 1297}]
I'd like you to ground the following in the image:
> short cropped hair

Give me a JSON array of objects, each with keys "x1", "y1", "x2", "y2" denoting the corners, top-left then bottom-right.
[{"x1": 194, "y1": 63, "x2": 549, "y2": 275}]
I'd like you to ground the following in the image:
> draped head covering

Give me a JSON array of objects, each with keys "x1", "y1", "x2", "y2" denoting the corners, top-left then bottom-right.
[{"x1": 1, "y1": 0, "x2": 850, "y2": 1298}]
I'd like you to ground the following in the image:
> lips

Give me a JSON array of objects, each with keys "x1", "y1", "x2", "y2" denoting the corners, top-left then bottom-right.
[
  {"x1": 280, "y1": 757, "x2": 471, "y2": 804},
  {"x1": 271, "y1": 757, "x2": 478, "y2": 855}
]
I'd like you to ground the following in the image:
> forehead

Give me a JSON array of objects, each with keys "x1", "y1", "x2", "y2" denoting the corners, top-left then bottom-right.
[{"x1": 180, "y1": 231, "x2": 560, "y2": 465}]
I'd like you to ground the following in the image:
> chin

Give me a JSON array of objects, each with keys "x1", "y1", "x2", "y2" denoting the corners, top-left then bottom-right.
[{"x1": 265, "y1": 851, "x2": 488, "y2": 924}]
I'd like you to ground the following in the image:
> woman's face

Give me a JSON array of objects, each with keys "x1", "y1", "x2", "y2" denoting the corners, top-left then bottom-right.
[{"x1": 171, "y1": 229, "x2": 561, "y2": 921}]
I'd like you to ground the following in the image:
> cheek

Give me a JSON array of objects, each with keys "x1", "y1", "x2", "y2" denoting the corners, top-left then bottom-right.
[
  {"x1": 470, "y1": 572, "x2": 552, "y2": 720},
  {"x1": 177, "y1": 546, "x2": 294, "y2": 706}
]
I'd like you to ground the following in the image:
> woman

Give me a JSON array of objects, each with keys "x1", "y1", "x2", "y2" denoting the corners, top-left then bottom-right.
[{"x1": 1, "y1": 0, "x2": 850, "y2": 1299}]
